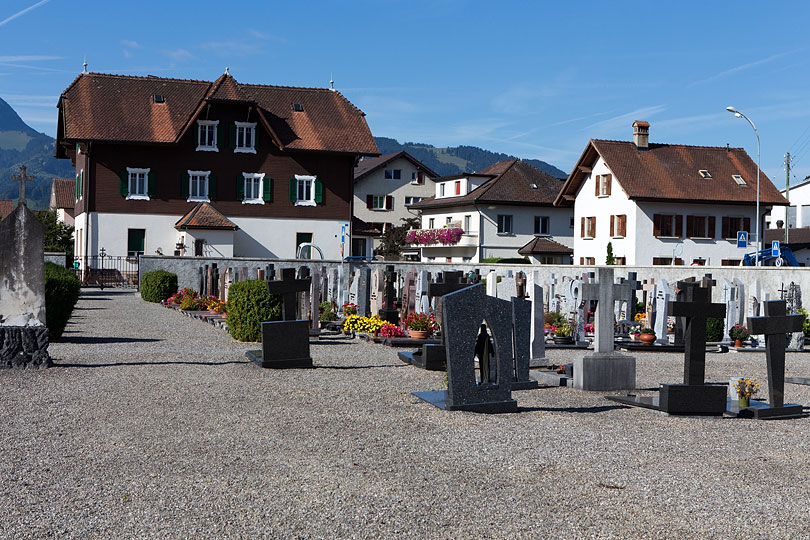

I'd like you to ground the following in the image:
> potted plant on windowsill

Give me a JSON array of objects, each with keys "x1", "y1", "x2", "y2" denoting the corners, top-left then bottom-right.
[
  {"x1": 552, "y1": 320, "x2": 574, "y2": 345},
  {"x1": 639, "y1": 327, "x2": 656, "y2": 345},
  {"x1": 729, "y1": 324, "x2": 750, "y2": 348},
  {"x1": 404, "y1": 312, "x2": 438, "y2": 339}
]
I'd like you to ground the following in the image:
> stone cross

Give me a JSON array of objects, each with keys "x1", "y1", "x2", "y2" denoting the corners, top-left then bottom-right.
[
  {"x1": 266, "y1": 268, "x2": 311, "y2": 321},
  {"x1": 747, "y1": 300, "x2": 803, "y2": 409},
  {"x1": 667, "y1": 282, "x2": 725, "y2": 385},
  {"x1": 568, "y1": 277, "x2": 586, "y2": 343},
  {"x1": 11, "y1": 165, "x2": 34, "y2": 207},
  {"x1": 621, "y1": 271, "x2": 642, "y2": 320},
  {"x1": 581, "y1": 267, "x2": 628, "y2": 354}
]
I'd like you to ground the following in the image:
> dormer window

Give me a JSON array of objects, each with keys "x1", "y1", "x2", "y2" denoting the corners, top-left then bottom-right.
[
  {"x1": 234, "y1": 122, "x2": 257, "y2": 154},
  {"x1": 153, "y1": 94, "x2": 165, "y2": 104},
  {"x1": 197, "y1": 120, "x2": 219, "y2": 152},
  {"x1": 732, "y1": 174, "x2": 746, "y2": 185},
  {"x1": 292, "y1": 103, "x2": 304, "y2": 112},
  {"x1": 699, "y1": 170, "x2": 712, "y2": 179}
]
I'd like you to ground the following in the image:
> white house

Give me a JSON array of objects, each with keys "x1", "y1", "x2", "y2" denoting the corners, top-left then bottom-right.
[
  {"x1": 352, "y1": 151, "x2": 438, "y2": 258},
  {"x1": 556, "y1": 121, "x2": 788, "y2": 266},
  {"x1": 767, "y1": 177, "x2": 810, "y2": 230},
  {"x1": 409, "y1": 159, "x2": 574, "y2": 263}
]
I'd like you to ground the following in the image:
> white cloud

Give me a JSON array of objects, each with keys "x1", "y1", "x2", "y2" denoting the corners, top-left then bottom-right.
[
  {"x1": 0, "y1": 55, "x2": 61, "y2": 62},
  {"x1": 584, "y1": 105, "x2": 668, "y2": 135},
  {"x1": 688, "y1": 47, "x2": 807, "y2": 87},
  {"x1": 1, "y1": 94, "x2": 58, "y2": 107},
  {"x1": 123, "y1": 50, "x2": 133, "y2": 59},
  {"x1": 162, "y1": 48, "x2": 195, "y2": 62},
  {"x1": 200, "y1": 40, "x2": 261, "y2": 57},
  {"x1": 0, "y1": 0, "x2": 51, "y2": 28},
  {"x1": 121, "y1": 40, "x2": 141, "y2": 49}
]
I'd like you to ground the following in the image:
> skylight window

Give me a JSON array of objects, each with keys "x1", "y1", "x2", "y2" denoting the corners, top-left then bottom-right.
[
  {"x1": 530, "y1": 183, "x2": 538, "y2": 189},
  {"x1": 698, "y1": 170, "x2": 712, "y2": 179},
  {"x1": 292, "y1": 103, "x2": 304, "y2": 112},
  {"x1": 153, "y1": 94, "x2": 165, "y2": 104},
  {"x1": 732, "y1": 174, "x2": 746, "y2": 185}
]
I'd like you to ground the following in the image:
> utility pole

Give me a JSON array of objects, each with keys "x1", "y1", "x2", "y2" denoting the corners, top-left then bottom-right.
[{"x1": 785, "y1": 152, "x2": 791, "y2": 245}]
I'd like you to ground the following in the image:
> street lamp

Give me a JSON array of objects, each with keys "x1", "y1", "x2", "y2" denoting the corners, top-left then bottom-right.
[{"x1": 726, "y1": 106, "x2": 760, "y2": 266}]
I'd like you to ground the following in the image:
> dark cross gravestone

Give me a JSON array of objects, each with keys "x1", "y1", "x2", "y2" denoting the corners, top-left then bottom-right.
[
  {"x1": 398, "y1": 271, "x2": 473, "y2": 371},
  {"x1": 575, "y1": 267, "x2": 635, "y2": 391},
  {"x1": 11, "y1": 165, "x2": 34, "y2": 207},
  {"x1": 378, "y1": 265, "x2": 399, "y2": 325},
  {"x1": 744, "y1": 300, "x2": 804, "y2": 418},
  {"x1": 413, "y1": 284, "x2": 518, "y2": 413},
  {"x1": 245, "y1": 267, "x2": 313, "y2": 368},
  {"x1": 608, "y1": 281, "x2": 727, "y2": 415},
  {"x1": 515, "y1": 271, "x2": 527, "y2": 299}
]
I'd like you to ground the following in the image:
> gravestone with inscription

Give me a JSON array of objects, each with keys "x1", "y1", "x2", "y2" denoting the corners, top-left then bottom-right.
[{"x1": 378, "y1": 265, "x2": 399, "y2": 325}]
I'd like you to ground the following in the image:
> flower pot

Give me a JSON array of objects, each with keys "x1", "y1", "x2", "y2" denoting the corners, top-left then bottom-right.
[
  {"x1": 409, "y1": 330, "x2": 429, "y2": 339},
  {"x1": 553, "y1": 336, "x2": 573, "y2": 345},
  {"x1": 640, "y1": 333, "x2": 656, "y2": 345},
  {"x1": 632, "y1": 333, "x2": 640, "y2": 341},
  {"x1": 734, "y1": 339, "x2": 743, "y2": 348},
  {"x1": 738, "y1": 395, "x2": 750, "y2": 408}
]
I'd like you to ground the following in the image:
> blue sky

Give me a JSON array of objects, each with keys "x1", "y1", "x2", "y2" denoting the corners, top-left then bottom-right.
[{"x1": 2, "y1": 0, "x2": 810, "y2": 187}]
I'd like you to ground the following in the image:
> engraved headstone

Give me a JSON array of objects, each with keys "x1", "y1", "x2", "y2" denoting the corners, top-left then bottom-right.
[
  {"x1": 378, "y1": 265, "x2": 399, "y2": 325},
  {"x1": 266, "y1": 268, "x2": 311, "y2": 321},
  {"x1": 414, "y1": 270, "x2": 430, "y2": 314},
  {"x1": 784, "y1": 282, "x2": 804, "y2": 350},
  {"x1": 369, "y1": 267, "x2": 384, "y2": 316},
  {"x1": 653, "y1": 280, "x2": 673, "y2": 345},
  {"x1": 721, "y1": 278, "x2": 738, "y2": 343}
]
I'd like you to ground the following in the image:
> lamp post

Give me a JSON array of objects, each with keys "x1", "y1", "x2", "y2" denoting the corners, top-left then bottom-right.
[{"x1": 726, "y1": 106, "x2": 760, "y2": 266}]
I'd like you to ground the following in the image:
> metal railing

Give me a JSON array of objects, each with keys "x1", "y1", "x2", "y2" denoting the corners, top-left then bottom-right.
[{"x1": 72, "y1": 256, "x2": 139, "y2": 288}]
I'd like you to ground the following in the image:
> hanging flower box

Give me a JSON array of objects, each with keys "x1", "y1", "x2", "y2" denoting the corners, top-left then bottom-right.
[{"x1": 405, "y1": 227, "x2": 464, "y2": 246}]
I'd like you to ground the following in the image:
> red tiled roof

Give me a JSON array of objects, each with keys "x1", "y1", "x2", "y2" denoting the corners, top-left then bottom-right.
[
  {"x1": 59, "y1": 72, "x2": 378, "y2": 155},
  {"x1": 175, "y1": 203, "x2": 238, "y2": 230},
  {"x1": 0, "y1": 200, "x2": 12, "y2": 221},
  {"x1": 518, "y1": 236, "x2": 573, "y2": 256},
  {"x1": 51, "y1": 177, "x2": 75, "y2": 209},
  {"x1": 764, "y1": 228, "x2": 810, "y2": 248},
  {"x1": 411, "y1": 159, "x2": 565, "y2": 210},
  {"x1": 556, "y1": 139, "x2": 788, "y2": 206},
  {"x1": 354, "y1": 151, "x2": 439, "y2": 181},
  {"x1": 352, "y1": 216, "x2": 383, "y2": 236}
]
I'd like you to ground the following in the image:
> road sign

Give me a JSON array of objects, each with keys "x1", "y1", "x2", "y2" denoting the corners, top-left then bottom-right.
[
  {"x1": 776, "y1": 257, "x2": 784, "y2": 267},
  {"x1": 772, "y1": 240, "x2": 780, "y2": 257},
  {"x1": 736, "y1": 231, "x2": 748, "y2": 249}
]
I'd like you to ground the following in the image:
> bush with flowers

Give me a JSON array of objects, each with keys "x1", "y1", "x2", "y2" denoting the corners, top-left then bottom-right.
[
  {"x1": 380, "y1": 323, "x2": 405, "y2": 338},
  {"x1": 729, "y1": 324, "x2": 750, "y2": 342},
  {"x1": 343, "y1": 314, "x2": 386, "y2": 334},
  {"x1": 342, "y1": 302, "x2": 359, "y2": 316},
  {"x1": 405, "y1": 227, "x2": 464, "y2": 246},
  {"x1": 167, "y1": 287, "x2": 198, "y2": 305},
  {"x1": 403, "y1": 312, "x2": 439, "y2": 333}
]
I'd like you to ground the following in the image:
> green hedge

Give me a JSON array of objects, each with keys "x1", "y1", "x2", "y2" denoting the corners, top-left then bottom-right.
[
  {"x1": 706, "y1": 317, "x2": 724, "y2": 342},
  {"x1": 226, "y1": 280, "x2": 282, "y2": 341},
  {"x1": 44, "y1": 261, "x2": 81, "y2": 339},
  {"x1": 480, "y1": 257, "x2": 531, "y2": 264},
  {"x1": 141, "y1": 270, "x2": 178, "y2": 303}
]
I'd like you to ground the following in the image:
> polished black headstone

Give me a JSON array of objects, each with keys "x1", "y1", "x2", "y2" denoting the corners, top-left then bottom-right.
[
  {"x1": 246, "y1": 320, "x2": 312, "y2": 368},
  {"x1": 266, "y1": 268, "x2": 311, "y2": 321},
  {"x1": 378, "y1": 265, "x2": 399, "y2": 325}
]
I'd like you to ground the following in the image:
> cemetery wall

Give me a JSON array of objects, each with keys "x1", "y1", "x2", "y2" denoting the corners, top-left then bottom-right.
[
  {"x1": 44, "y1": 252, "x2": 68, "y2": 267},
  {"x1": 139, "y1": 255, "x2": 810, "y2": 304}
]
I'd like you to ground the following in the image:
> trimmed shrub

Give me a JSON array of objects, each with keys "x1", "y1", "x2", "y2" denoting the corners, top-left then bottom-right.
[
  {"x1": 706, "y1": 317, "x2": 724, "y2": 342},
  {"x1": 226, "y1": 280, "x2": 282, "y2": 341},
  {"x1": 480, "y1": 257, "x2": 531, "y2": 264},
  {"x1": 140, "y1": 270, "x2": 178, "y2": 303},
  {"x1": 44, "y1": 261, "x2": 81, "y2": 339}
]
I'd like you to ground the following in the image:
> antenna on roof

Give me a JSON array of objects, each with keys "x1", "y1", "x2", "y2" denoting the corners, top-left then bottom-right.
[
  {"x1": 225, "y1": 66, "x2": 230, "y2": 75},
  {"x1": 82, "y1": 56, "x2": 87, "y2": 74},
  {"x1": 329, "y1": 72, "x2": 335, "y2": 91}
]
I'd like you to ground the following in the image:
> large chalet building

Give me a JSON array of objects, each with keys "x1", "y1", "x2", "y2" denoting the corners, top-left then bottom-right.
[
  {"x1": 556, "y1": 121, "x2": 788, "y2": 266},
  {"x1": 56, "y1": 71, "x2": 378, "y2": 262}
]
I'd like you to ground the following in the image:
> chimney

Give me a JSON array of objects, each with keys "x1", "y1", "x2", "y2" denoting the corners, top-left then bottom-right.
[{"x1": 633, "y1": 120, "x2": 650, "y2": 149}]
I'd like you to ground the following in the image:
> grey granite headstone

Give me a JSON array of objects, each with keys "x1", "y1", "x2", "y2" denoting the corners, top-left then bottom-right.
[
  {"x1": 785, "y1": 282, "x2": 804, "y2": 351},
  {"x1": 527, "y1": 271, "x2": 547, "y2": 367},
  {"x1": 369, "y1": 267, "x2": 384, "y2": 316},
  {"x1": 496, "y1": 275, "x2": 516, "y2": 300},
  {"x1": 414, "y1": 270, "x2": 430, "y2": 314},
  {"x1": 721, "y1": 278, "x2": 737, "y2": 343},
  {"x1": 511, "y1": 296, "x2": 538, "y2": 389}
]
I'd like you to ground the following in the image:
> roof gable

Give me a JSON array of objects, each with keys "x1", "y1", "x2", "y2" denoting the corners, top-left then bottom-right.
[
  {"x1": 0, "y1": 200, "x2": 12, "y2": 221},
  {"x1": 354, "y1": 151, "x2": 439, "y2": 181},
  {"x1": 51, "y1": 177, "x2": 75, "y2": 209},
  {"x1": 175, "y1": 202, "x2": 238, "y2": 230}
]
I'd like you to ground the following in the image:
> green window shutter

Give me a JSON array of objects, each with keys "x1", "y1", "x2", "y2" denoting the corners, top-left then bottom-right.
[
  {"x1": 253, "y1": 126, "x2": 259, "y2": 149},
  {"x1": 75, "y1": 174, "x2": 79, "y2": 200},
  {"x1": 148, "y1": 171, "x2": 156, "y2": 198},
  {"x1": 237, "y1": 176, "x2": 244, "y2": 201},
  {"x1": 80, "y1": 171, "x2": 84, "y2": 197},
  {"x1": 209, "y1": 174, "x2": 217, "y2": 200},
  {"x1": 216, "y1": 124, "x2": 225, "y2": 149},
  {"x1": 120, "y1": 171, "x2": 128, "y2": 197},
  {"x1": 262, "y1": 176, "x2": 272, "y2": 202},
  {"x1": 229, "y1": 123, "x2": 236, "y2": 149},
  {"x1": 288, "y1": 178, "x2": 297, "y2": 202},
  {"x1": 181, "y1": 172, "x2": 189, "y2": 199},
  {"x1": 314, "y1": 178, "x2": 323, "y2": 204}
]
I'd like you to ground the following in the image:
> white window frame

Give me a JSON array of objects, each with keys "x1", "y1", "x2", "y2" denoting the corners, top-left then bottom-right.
[
  {"x1": 186, "y1": 170, "x2": 211, "y2": 202},
  {"x1": 242, "y1": 172, "x2": 265, "y2": 205},
  {"x1": 597, "y1": 174, "x2": 610, "y2": 197},
  {"x1": 126, "y1": 167, "x2": 150, "y2": 201},
  {"x1": 428, "y1": 218, "x2": 435, "y2": 229},
  {"x1": 464, "y1": 215, "x2": 471, "y2": 232},
  {"x1": 234, "y1": 121, "x2": 257, "y2": 154},
  {"x1": 535, "y1": 215, "x2": 549, "y2": 236},
  {"x1": 405, "y1": 196, "x2": 422, "y2": 206},
  {"x1": 497, "y1": 214, "x2": 513, "y2": 235},
  {"x1": 295, "y1": 174, "x2": 316, "y2": 207},
  {"x1": 371, "y1": 195, "x2": 386, "y2": 210},
  {"x1": 732, "y1": 174, "x2": 746, "y2": 185},
  {"x1": 196, "y1": 120, "x2": 219, "y2": 152},
  {"x1": 384, "y1": 169, "x2": 401, "y2": 180}
]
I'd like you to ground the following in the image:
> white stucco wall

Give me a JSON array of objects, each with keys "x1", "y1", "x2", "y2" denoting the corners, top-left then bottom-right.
[
  {"x1": 184, "y1": 230, "x2": 234, "y2": 258},
  {"x1": 769, "y1": 181, "x2": 810, "y2": 229}
]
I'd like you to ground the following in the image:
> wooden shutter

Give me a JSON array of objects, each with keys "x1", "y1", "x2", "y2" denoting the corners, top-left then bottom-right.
[
  {"x1": 707, "y1": 216, "x2": 716, "y2": 239},
  {"x1": 209, "y1": 174, "x2": 217, "y2": 200},
  {"x1": 288, "y1": 178, "x2": 297, "y2": 202},
  {"x1": 147, "y1": 171, "x2": 156, "y2": 198},
  {"x1": 721, "y1": 217, "x2": 730, "y2": 239},
  {"x1": 591, "y1": 216, "x2": 596, "y2": 236},
  {"x1": 366, "y1": 195, "x2": 373, "y2": 209},
  {"x1": 581, "y1": 217, "x2": 585, "y2": 238},
  {"x1": 675, "y1": 215, "x2": 683, "y2": 237},
  {"x1": 253, "y1": 126, "x2": 258, "y2": 149},
  {"x1": 120, "y1": 171, "x2": 128, "y2": 197},
  {"x1": 417, "y1": 171, "x2": 424, "y2": 184},
  {"x1": 237, "y1": 176, "x2": 244, "y2": 201},
  {"x1": 314, "y1": 178, "x2": 323, "y2": 204},
  {"x1": 653, "y1": 214, "x2": 661, "y2": 237},
  {"x1": 606, "y1": 174, "x2": 612, "y2": 195},
  {"x1": 675, "y1": 258, "x2": 684, "y2": 266},
  {"x1": 229, "y1": 123, "x2": 237, "y2": 149},
  {"x1": 262, "y1": 177, "x2": 271, "y2": 202},
  {"x1": 181, "y1": 173, "x2": 189, "y2": 199},
  {"x1": 594, "y1": 175, "x2": 600, "y2": 196},
  {"x1": 580, "y1": 257, "x2": 584, "y2": 265},
  {"x1": 385, "y1": 195, "x2": 393, "y2": 210},
  {"x1": 217, "y1": 124, "x2": 225, "y2": 149},
  {"x1": 75, "y1": 173, "x2": 79, "y2": 200},
  {"x1": 610, "y1": 215, "x2": 615, "y2": 236},
  {"x1": 686, "y1": 215, "x2": 694, "y2": 238},
  {"x1": 743, "y1": 217, "x2": 751, "y2": 233},
  {"x1": 619, "y1": 215, "x2": 627, "y2": 237}
]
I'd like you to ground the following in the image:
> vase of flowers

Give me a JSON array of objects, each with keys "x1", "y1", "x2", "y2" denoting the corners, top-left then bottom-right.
[
  {"x1": 552, "y1": 320, "x2": 574, "y2": 345},
  {"x1": 729, "y1": 324, "x2": 749, "y2": 348},
  {"x1": 404, "y1": 312, "x2": 438, "y2": 339},
  {"x1": 733, "y1": 377, "x2": 759, "y2": 408},
  {"x1": 639, "y1": 327, "x2": 656, "y2": 345},
  {"x1": 342, "y1": 302, "x2": 359, "y2": 316}
]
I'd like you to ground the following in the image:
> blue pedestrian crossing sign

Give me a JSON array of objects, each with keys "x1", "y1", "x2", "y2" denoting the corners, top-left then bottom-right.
[
  {"x1": 736, "y1": 231, "x2": 748, "y2": 248},
  {"x1": 772, "y1": 240, "x2": 780, "y2": 257}
]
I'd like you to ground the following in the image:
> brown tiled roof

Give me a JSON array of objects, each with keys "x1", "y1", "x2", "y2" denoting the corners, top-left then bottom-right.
[
  {"x1": 354, "y1": 151, "x2": 439, "y2": 181},
  {"x1": 518, "y1": 236, "x2": 573, "y2": 256},
  {"x1": 352, "y1": 216, "x2": 383, "y2": 236},
  {"x1": 764, "y1": 228, "x2": 810, "y2": 249},
  {"x1": 51, "y1": 177, "x2": 75, "y2": 209},
  {"x1": 175, "y1": 203, "x2": 238, "y2": 230},
  {"x1": 556, "y1": 139, "x2": 788, "y2": 206},
  {"x1": 59, "y1": 72, "x2": 378, "y2": 155},
  {"x1": 411, "y1": 159, "x2": 564, "y2": 210},
  {"x1": 0, "y1": 200, "x2": 12, "y2": 221}
]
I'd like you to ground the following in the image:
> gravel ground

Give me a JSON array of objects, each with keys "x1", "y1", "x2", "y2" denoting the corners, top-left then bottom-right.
[{"x1": 3, "y1": 289, "x2": 810, "y2": 539}]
